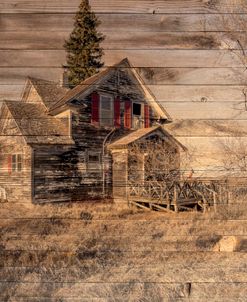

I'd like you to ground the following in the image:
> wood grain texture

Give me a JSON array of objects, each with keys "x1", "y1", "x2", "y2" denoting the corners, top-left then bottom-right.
[
  {"x1": 0, "y1": 31, "x2": 229, "y2": 50},
  {"x1": 1, "y1": 2, "x2": 247, "y2": 301},
  {"x1": 1, "y1": 13, "x2": 246, "y2": 32},
  {"x1": 0, "y1": 49, "x2": 242, "y2": 67},
  {"x1": 1, "y1": 67, "x2": 247, "y2": 85},
  {"x1": 0, "y1": 0, "x2": 245, "y2": 14},
  {"x1": 5, "y1": 31, "x2": 247, "y2": 50}
]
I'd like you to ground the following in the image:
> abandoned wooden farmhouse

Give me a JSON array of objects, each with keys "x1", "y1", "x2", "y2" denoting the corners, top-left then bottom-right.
[{"x1": 0, "y1": 58, "x2": 187, "y2": 204}]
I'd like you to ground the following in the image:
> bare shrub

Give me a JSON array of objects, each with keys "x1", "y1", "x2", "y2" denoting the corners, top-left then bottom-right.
[
  {"x1": 39, "y1": 218, "x2": 68, "y2": 236},
  {"x1": 236, "y1": 239, "x2": 247, "y2": 252},
  {"x1": 152, "y1": 231, "x2": 164, "y2": 240},
  {"x1": 216, "y1": 206, "x2": 246, "y2": 220},
  {"x1": 217, "y1": 137, "x2": 247, "y2": 175},
  {"x1": 128, "y1": 137, "x2": 180, "y2": 182},
  {"x1": 80, "y1": 211, "x2": 93, "y2": 225},
  {"x1": 195, "y1": 235, "x2": 222, "y2": 249},
  {"x1": 76, "y1": 248, "x2": 97, "y2": 260},
  {"x1": 218, "y1": 1, "x2": 247, "y2": 115}
]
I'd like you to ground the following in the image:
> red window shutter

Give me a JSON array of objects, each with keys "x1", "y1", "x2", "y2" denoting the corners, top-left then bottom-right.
[
  {"x1": 114, "y1": 97, "x2": 121, "y2": 128},
  {"x1": 8, "y1": 155, "x2": 12, "y2": 175},
  {"x1": 144, "y1": 104, "x2": 150, "y2": 128},
  {"x1": 91, "y1": 92, "x2": 100, "y2": 125},
  {"x1": 124, "y1": 100, "x2": 132, "y2": 129}
]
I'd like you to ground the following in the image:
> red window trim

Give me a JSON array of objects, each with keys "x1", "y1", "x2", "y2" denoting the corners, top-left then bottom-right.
[
  {"x1": 91, "y1": 92, "x2": 100, "y2": 126},
  {"x1": 144, "y1": 104, "x2": 150, "y2": 128},
  {"x1": 124, "y1": 100, "x2": 132, "y2": 129}
]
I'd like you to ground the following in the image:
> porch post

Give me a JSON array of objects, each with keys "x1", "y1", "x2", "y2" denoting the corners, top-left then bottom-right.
[
  {"x1": 136, "y1": 154, "x2": 145, "y2": 185},
  {"x1": 111, "y1": 149, "x2": 128, "y2": 204}
]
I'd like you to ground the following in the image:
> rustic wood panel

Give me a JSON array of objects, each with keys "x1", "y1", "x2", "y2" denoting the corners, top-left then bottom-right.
[
  {"x1": 1, "y1": 67, "x2": 247, "y2": 85},
  {"x1": 0, "y1": 68, "x2": 62, "y2": 84},
  {"x1": 1, "y1": 2, "x2": 247, "y2": 302},
  {"x1": 0, "y1": 0, "x2": 245, "y2": 14},
  {"x1": 0, "y1": 31, "x2": 220, "y2": 50},
  {"x1": 3, "y1": 31, "x2": 247, "y2": 50},
  {"x1": 1, "y1": 13, "x2": 246, "y2": 32},
  {"x1": 0, "y1": 50, "x2": 242, "y2": 67},
  {"x1": 137, "y1": 67, "x2": 247, "y2": 85},
  {"x1": 153, "y1": 85, "x2": 246, "y2": 103},
  {"x1": 0, "y1": 85, "x2": 21, "y2": 100},
  {"x1": 1, "y1": 85, "x2": 246, "y2": 115},
  {"x1": 164, "y1": 102, "x2": 244, "y2": 119}
]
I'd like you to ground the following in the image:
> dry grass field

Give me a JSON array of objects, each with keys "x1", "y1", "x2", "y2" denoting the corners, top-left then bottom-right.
[{"x1": 1, "y1": 201, "x2": 247, "y2": 301}]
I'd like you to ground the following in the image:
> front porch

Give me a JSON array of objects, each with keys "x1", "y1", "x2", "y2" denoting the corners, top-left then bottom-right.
[
  {"x1": 127, "y1": 179, "x2": 229, "y2": 213},
  {"x1": 107, "y1": 126, "x2": 230, "y2": 212},
  {"x1": 108, "y1": 126, "x2": 186, "y2": 207}
]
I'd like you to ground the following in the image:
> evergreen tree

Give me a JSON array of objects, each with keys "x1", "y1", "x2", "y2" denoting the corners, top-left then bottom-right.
[{"x1": 64, "y1": 0, "x2": 104, "y2": 88}]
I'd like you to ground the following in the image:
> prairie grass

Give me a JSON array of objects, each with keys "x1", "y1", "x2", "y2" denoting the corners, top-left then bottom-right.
[{"x1": 1, "y1": 201, "x2": 247, "y2": 301}]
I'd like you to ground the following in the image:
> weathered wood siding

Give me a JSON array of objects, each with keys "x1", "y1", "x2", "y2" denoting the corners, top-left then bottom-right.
[
  {"x1": 33, "y1": 145, "x2": 78, "y2": 203},
  {"x1": 0, "y1": 111, "x2": 32, "y2": 202},
  {"x1": 67, "y1": 83, "x2": 138, "y2": 200}
]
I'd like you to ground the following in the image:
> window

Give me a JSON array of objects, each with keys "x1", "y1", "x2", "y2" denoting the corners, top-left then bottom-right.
[
  {"x1": 12, "y1": 154, "x2": 22, "y2": 172},
  {"x1": 100, "y1": 94, "x2": 113, "y2": 126},
  {"x1": 132, "y1": 102, "x2": 143, "y2": 129},
  {"x1": 87, "y1": 151, "x2": 102, "y2": 173},
  {"x1": 88, "y1": 153, "x2": 101, "y2": 163},
  {"x1": 133, "y1": 103, "x2": 141, "y2": 116}
]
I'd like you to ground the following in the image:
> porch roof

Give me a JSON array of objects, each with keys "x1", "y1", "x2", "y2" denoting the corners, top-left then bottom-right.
[{"x1": 108, "y1": 126, "x2": 187, "y2": 151}]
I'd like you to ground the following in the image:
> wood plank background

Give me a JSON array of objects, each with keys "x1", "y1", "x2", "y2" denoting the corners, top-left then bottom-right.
[
  {"x1": 0, "y1": 0, "x2": 247, "y2": 13},
  {"x1": 1, "y1": 0, "x2": 247, "y2": 178},
  {"x1": 1, "y1": 0, "x2": 247, "y2": 122},
  {"x1": 1, "y1": 2, "x2": 247, "y2": 301}
]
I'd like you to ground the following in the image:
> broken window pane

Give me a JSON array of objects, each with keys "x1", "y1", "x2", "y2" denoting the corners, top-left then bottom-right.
[{"x1": 133, "y1": 103, "x2": 141, "y2": 116}]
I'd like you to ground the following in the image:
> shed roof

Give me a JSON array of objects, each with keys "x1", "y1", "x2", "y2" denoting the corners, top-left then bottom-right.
[
  {"x1": 2, "y1": 101, "x2": 74, "y2": 145},
  {"x1": 108, "y1": 126, "x2": 186, "y2": 150}
]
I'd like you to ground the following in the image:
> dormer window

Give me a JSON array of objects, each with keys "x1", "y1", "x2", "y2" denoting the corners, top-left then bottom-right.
[
  {"x1": 132, "y1": 102, "x2": 144, "y2": 129},
  {"x1": 100, "y1": 94, "x2": 113, "y2": 127},
  {"x1": 91, "y1": 93, "x2": 150, "y2": 129},
  {"x1": 133, "y1": 103, "x2": 141, "y2": 116},
  {"x1": 91, "y1": 92, "x2": 120, "y2": 127}
]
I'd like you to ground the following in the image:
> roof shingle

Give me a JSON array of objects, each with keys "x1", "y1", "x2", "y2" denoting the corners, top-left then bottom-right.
[
  {"x1": 26, "y1": 77, "x2": 69, "y2": 110},
  {"x1": 3, "y1": 101, "x2": 74, "y2": 145}
]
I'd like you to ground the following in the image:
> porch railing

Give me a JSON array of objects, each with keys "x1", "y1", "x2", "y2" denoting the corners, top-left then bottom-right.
[{"x1": 127, "y1": 179, "x2": 229, "y2": 212}]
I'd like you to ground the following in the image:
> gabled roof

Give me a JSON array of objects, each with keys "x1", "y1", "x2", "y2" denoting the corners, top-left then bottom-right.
[
  {"x1": 108, "y1": 125, "x2": 186, "y2": 151},
  {"x1": 22, "y1": 77, "x2": 69, "y2": 110},
  {"x1": 49, "y1": 68, "x2": 111, "y2": 113},
  {"x1": 1, "y1": 101, "x2": 74, "y2": 145},
  {"x1": 49, "y1": 58, "x2": 172, "y2": 121}
]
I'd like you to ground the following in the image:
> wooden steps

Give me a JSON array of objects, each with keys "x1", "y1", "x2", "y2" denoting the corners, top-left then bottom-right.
[
  {"x1": 129, "y1": 199, "x2": 203, "y2": 212},
  {"x1": 127, "y1": 179, "x2": 225, "y2": 212}
]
